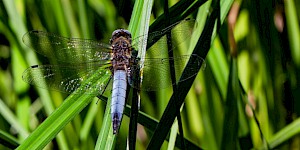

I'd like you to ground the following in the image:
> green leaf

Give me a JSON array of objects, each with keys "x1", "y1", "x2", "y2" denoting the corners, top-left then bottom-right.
[
  {"x1": 266, "y1": 118, "x2": 300, "y2": 149},
  {"x1": 16, "y1": 69, "x2": 110, "y2": 150},
  {"x1": 221, "y1": 58, "x2": 239, "y2": 149},
  {"x1": 285, "y1": 0, "x2": 300, "y2": 66},
  {"x1": 0, "y1": 130, "x2": 19, "y2": 149},
  {"x1": 147, "y1": 0, "x2": 234, "y2": 148}
]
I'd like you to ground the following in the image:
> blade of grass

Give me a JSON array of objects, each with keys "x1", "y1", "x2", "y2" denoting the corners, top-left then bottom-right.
[
  {"x1": 16, "y1": 70, "x2": 111, "y2": 150},
  {"x1": 95, "y1": 0, "x2": 153, "y2": 148},
  {"x1": 147, "y1": 0, "x2": 208, "y2": 48},
  {"x1": 188, "y1": 2, "x2": 220, "y2": 149},
  {"x1": 3, "y1": 0, "x2": 69, "y2": 148},
  {"x1": 128, "y1": 0, "x2": 153, "y2": 149},
  {"x1": 207, "y1": 40, "x2": 229, "y2": 98},
  {"x1": 163, "y1": 0, "x2": 186, "y2": 149},
  {"x1": 79, "y1": 98, "x2": 99, "y2": 141},
  {"x1": 220, "y1": 58, "x2": 239, "y2": 149},
  {"x1": 168, "y1": 119, "x2": 178, "y2": 150},
  {"x1": 285, "y1": 0, "x2": 300, "y2": 66},
  {"x1": 46, "y1": 1, "x2": 68, "y2": 35},
  {"x1": 128, "y1": 0, "x2": 152, "y2": 58},
  {"x1": 147, "y1": 0, "x2": 234, "y2": 148},
  {"x1": 61, "y1": 0, "x2": 80, "y2": 37},
  {"x1": 95, "y1": 93, "x2": 115, "y2": 150},
  {"x1": 0, "y1": 130, "x2": 19, "y2": 149},
  {"x1": 124, "y1": 105, "x2": 202, "y2": 149},
  {"x1": 95, "y1": 95, "x2": 201, "y2": 149},
  {"x1": 0, "y1": 99, "x2": 29, "y2": 138},
  {"x1": 87, "y1": 93, "x2": 200, "y2": 149},
  {"x1": 265, "y1": 118, "x2": 300, "y2": 149},
  {"x1": 1, "y1": 6, "x2": 64, "y2": 149},
  {"x1": 77, "y1": 0, "x2": 90, "y2": 38}
]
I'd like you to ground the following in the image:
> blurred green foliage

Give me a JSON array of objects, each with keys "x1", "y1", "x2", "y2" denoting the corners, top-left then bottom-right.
[{"x1": 0, "y1": 0, "x2": 299, "y2": 149}]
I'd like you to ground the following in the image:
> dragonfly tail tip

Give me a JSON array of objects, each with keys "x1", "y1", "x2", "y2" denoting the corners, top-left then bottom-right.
[{"x1": 112, "y1": 113, "x2": 121, "y2": 134}]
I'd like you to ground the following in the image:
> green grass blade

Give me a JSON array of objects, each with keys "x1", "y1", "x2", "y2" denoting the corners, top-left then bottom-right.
[
  {"x1": 147, "y1": 0, "x2": 234, "y2": 148},
  {"x1": 265, "y1": 118, "x2": 300, "y2": 149},
  {"x1": 77, "y1": 0, "x2": 90, "y2": 38},
  {"x1": 129, "y1": 0, "x2": 153, "y2": 149},
  {"x1": 95, "y1": 93, "x2": 115, "y2": 150},
  {"x1": 61, "y1": 0, "x2": 80, "y2": 37},
  {"x1": 148, "y1": 0, "x2": 208, "y2": 34},
  {"x1": 285, "y1": 0, "x2": 300, "y2": 66},
  {"x1": 128, "y1": 0, "x2": 153, "y2": 57},
  {"x1": 79, "y1": 98, "x2": 99, "y2": 141},
  {"x1": 2, "y1": 0, "x2": 70, "y2": 148},
  {"x1": 167, "y1": 119, "x2": 178, "y2": 150},
  {"x1": 0, "y1": 98, "x2": 29, "y2": 138},
  {"x1": 122, "y1": 105, "x2": 201, "y2": 149},
  {"x1": 16, "y1": 70, "x2": 110, "y2": 150},
  {"x1": 95, "y1": 0, "x2": 153, "y2": 148},
  {"x1": 0, "y1": 130, "x2": 19, "y2": 149},
  {"x1": 221, "y1": 58, "x2": 239, "y2": 149}
]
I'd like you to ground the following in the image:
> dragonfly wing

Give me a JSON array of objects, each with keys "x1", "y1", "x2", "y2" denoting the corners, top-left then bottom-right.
[
  {"x1": 131, "y1": 18, "x2": 195, "y2": 56},
  {"x1": 129, "y1": 54, "x2": 204, "y2": 91},
  {"x1": 22, "y1": 63, "x2": 112, "y2": 95},
  {"x1": 22, "y1": 31, "x2": 112, "y2": 63}
]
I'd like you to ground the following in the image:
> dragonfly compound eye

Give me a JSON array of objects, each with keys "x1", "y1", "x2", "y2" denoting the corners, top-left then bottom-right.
[
  {"x1": 110, "y1": 29, "x2": 132, "y2": 44},
  {"x1": 123, "y1": 29, "x2": 132, "y2": 38}
]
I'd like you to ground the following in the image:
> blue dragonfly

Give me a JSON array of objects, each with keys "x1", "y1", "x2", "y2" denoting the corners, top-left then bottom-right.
[{"x1": 22, "y1": 18, "x2": 203, "y2": 134}]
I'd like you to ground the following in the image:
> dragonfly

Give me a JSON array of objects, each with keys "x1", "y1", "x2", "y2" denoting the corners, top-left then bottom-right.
[{"x1": 22, "y1": 18, "x2": 203, "y2": 134}]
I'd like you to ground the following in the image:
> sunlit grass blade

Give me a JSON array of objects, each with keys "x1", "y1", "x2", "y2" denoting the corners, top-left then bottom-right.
[
  {"x1": 3, "y1": 0, "x2": 72, "y2": 148},
  {"x1": 265, "y1": 118, "x2": 300, "y2": 149},
  {"x1": 208, "y1": 39, "x2": 229, "y2": 98},
  {"x1": 95, "y1": 0, "x2": 153, "y2": 148},
  {"x1": 16, "y1": 93, "x2": 93, "y2": 149},
  {"x1": 16, "y1": 69, "x2": 110, "y2": 150},
  {"x1": 95, "y1": 93, "x2": 115, "y2": 150},
  {"x1": 285, "y1": 0, "x2": 300, "y2": 66},
  {"x1": 168, "y1": 119, "x2": 179, "y2": 150},
  {"x1": 128, "y1": 0, "x2": 153, "y2": 149},
  {"x1": 0, "y1": 99, "x2": 29, "y2": 138}
]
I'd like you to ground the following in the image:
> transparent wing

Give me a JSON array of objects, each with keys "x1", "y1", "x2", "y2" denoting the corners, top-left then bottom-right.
[
  {"x1": 22, "y1": 31, "x2": 112, "y2": 63},
  {"x1": 129, "y1": 54, "x2": 204, "y2": 91},
  {"x1": 131, "y1": 18, "x2": 195, "y2": 56},
  {"x1": 22, "y1": 63, "x2": 112, "y2": 95},
  {"x1": 128, "y1": 18, "x2": 201, "y2": 91}
]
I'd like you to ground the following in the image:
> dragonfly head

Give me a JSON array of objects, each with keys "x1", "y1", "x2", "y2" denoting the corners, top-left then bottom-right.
[{"x1": 110, "y1": 29, "x2": 132, "y2": 44}]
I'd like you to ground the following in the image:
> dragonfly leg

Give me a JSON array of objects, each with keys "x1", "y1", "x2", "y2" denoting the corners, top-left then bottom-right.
[{"x1": 96, "y1": 76, "x2": 112, "y2": 104}]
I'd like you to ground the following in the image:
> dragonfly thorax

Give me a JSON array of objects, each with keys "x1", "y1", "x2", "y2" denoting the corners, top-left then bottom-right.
[{"x1": 111, "y1": 31, "x2": 133, "y2": 71}]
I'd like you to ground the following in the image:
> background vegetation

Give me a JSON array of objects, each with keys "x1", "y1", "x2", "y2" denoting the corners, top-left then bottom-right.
[{"x1": 0, "y1": 0, "x2": 299, "y2": 149}]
